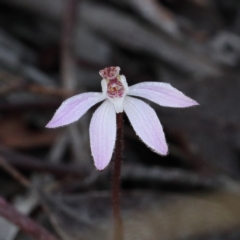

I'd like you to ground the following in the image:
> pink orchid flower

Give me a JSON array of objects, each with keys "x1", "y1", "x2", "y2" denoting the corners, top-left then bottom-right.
[{"x1": 46, "y1": 66, "x2": 198, "y2": 170}]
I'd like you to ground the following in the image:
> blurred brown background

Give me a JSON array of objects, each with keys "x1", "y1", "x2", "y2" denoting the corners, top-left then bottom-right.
[{"x1": 0, "y1": 0, "x2": 240, "y2": 240}]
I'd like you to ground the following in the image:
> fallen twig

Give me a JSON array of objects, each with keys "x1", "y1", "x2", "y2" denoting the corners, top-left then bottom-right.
[
  {"x1": 0, "y1": 157, "x2": 30, "y2": 188},
  {"x1": 0, "y1": 196, "x2": 60, "y2": 240},
  {"x1": 0, "y1": 101, "x2": 61, "y2": 113},
  {"x1": 0, "y1": 146, "x2": 89, "y2": 178}
]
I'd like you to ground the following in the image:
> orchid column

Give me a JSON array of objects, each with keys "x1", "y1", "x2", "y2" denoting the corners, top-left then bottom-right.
[{"x1": 46, "y1": 66, "x2": 199, "y2": 240}]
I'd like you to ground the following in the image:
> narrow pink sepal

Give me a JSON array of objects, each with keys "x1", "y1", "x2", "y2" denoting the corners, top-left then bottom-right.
[
  {"x1": 90, "y1": 100, "x2": 116, "y2": 170},
  {"x1": 46, "y1": 92, "x2": 105, "y2": 128},
  {"x1": 124, "y1": 96, "x2": 168, "y2": 155},
  {"x1": 128, "y1": 82, "x2": 199, "y2": 108}
]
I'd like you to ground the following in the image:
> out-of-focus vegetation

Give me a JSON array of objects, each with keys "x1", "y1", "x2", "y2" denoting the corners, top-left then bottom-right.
[{"x1": 0, "y1": 0, "x2": 240, "y2": 239}]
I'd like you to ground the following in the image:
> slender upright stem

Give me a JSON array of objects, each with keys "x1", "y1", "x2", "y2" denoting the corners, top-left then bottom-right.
[
  {"x1": 61, "y1": 0, "x2": 78, "y2": 91},
  {"x1": 112, "y1": 113, "x2": 124, "y2": 240}
]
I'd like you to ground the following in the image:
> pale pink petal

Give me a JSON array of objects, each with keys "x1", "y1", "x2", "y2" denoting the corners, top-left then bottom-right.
[
  {"x1": 46, "y1": 92, "x2": 105, "y2": 128},
  {"x1": 128, "y1": 82, "x2": 199, "y2": 108},
  {"x1": 124, "y1": 96, "x2": 168, "y2": 155},
  {"x1": 90, "y1": 100, "x2": 116, "y2": 170}
]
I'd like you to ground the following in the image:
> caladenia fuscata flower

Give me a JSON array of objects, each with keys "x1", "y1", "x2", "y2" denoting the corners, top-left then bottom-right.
[{"x1": 46, "y1": 66, "x2": 199, "y2": 170}]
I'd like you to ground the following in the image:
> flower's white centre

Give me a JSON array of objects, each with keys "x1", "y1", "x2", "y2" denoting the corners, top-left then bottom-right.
[{"x1": 100, "y1": 66, "x2": 128, "y2": 113}]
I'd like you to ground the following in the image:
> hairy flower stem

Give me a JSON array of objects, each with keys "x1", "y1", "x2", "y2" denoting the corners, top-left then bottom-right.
[{"x1": 112, "y1": 112, "x2": 124, "y2": 240}]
